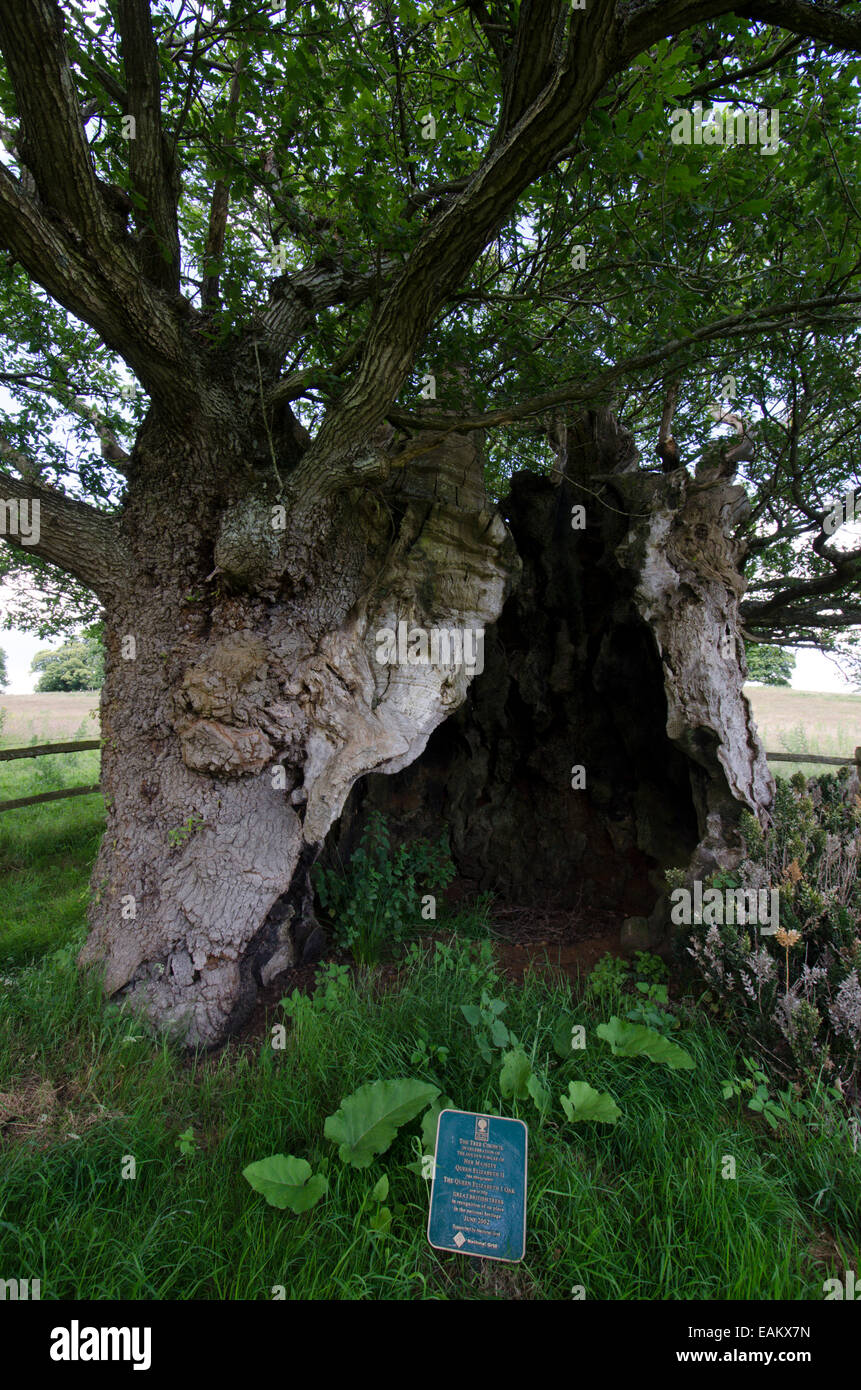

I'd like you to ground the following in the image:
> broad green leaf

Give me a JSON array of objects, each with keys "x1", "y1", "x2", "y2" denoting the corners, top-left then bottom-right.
[
  {"x1": 499, "y1": 1048, "x2": 532, "y2": 1099},
  {"x1": 324, "y1": 1078, "x2": 440, "y2": 1168},
  {"x1": 421, "y1": 1094, "x2": 455, "y2": 1154},
  {"x1": 552, "y1": 1013, "x2": 581, "y2": 1059},
  {"x1": 490, "y1": 1017, "x2": 510, "y2": 1048},
  {"x1": 527, "y1": 1072, "x2": 551, "y2": 1114},
  {"x1": 242, "y1": 1154, "x2": 329, "y2": 1212},
  {"x1": 560, "y1": 1081, "x2": 622, "y2": 1125},
  {"x1": 596, "y1": 1016, "x2": 695, "y2": 1070},
  {"x1": 460, "y1": 1004, "x2": 481, "y2": 1026},
  {"x1": 371, "y1": 1174, "x2": 389, "y2": 1203},
  {"x1": 368, "y1": 1205, "x2": 392, "y2": 1233}
]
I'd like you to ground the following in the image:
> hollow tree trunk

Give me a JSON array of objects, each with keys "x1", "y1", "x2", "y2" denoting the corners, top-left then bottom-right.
[
  {"x1": 329, "y1": 410, "x2": 775, "y2": 946},
  {"x1": 79, "y1": 404, "x2": 519, "y2": 1047}
]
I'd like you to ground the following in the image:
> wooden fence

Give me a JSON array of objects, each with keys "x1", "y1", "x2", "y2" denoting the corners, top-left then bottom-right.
[
  {"x1": 0, "y1": 739, "x2": 101, "y2": 813},
  {"x1": 1, "y1": 740, "x2": 860, "y2": 816}
]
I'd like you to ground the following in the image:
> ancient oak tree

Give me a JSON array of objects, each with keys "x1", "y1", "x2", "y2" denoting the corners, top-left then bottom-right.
[{"x1": 2, "y1": 2, "x2": 861, "y2": 1043}]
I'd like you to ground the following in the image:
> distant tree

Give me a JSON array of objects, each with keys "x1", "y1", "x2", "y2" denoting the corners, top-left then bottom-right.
[
  {"x1": 0, "y1": 646, "x2": 7, "y2": 691},
  {"x1": 31, "y1": 632, "x2": 104, "y2": 692},
  {"x1": 745, "y1": 644, "x2": 796, "y2": 687}
]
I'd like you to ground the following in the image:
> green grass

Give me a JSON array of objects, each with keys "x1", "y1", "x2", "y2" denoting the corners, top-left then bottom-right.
[
  {"x1": 767, "y1": 721, "x2": 855, "y2": 780},
  {"x1": 0, "y1": 723, "x2": 103, "y2": 966},
  {"x1": 1, "y1": 694, "x2": 860, "y2": 1300},
  {"x1": 0, "y1": 936, "x2": 858, "y2": 1301}
]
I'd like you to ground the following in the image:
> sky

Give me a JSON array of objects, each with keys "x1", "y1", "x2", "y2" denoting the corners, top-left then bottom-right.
[{"x1": 0, "y1": 615, "x2": 56, "y2": 693}]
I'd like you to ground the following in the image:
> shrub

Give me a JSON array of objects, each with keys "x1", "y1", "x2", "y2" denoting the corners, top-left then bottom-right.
[
  {"x1": 585, "y1": 952, "x2": 630, "y2": 1000},
  {"x1": 679, "y1": 770, "x2": 861, "y2": 1087},
  {"x1": 313, "y1": 811, "x2": 455, "y2": 964}
]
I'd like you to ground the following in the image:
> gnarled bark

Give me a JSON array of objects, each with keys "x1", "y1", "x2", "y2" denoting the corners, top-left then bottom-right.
[{"x1": 78, "y1": 410, "x2": 519, "y2": 1046}]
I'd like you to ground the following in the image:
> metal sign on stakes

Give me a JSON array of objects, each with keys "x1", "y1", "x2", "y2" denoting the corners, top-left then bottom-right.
[{"x1": 427, "y1": 1109, "x2": 527, "y2": 1263}]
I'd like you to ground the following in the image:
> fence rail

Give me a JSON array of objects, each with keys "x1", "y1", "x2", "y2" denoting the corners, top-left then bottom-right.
[
  {"x1": 0, "y1": 739, "x2": 101, "y2": 762},
  {"x1": 0, "y1": 784, "x2": 102, "y2": 813},
  {"x1": 0, "y1": 738, "x2": 102, "y2": 814},
  {"x1": 1, "y1": 740, "x2": 860, "y2": 815},
  {"x1": 765, "y1": 751, "x2": 861, "y2": 767}
]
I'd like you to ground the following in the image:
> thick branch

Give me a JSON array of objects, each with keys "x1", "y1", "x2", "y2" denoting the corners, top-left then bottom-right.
[
  {"x1": 0, "y1": 0, "x2": 111, "y2": 240},
  {"x1": 500, "y1": 1, "x2": 571, "y2": 131},
  {"x1": 386, "y1": 291, "x2": 861, "y2": 436},
  {"x1": 618, "y1": 0, "x2": 861, "y2": 58},
  {"x1": 262, "y1": 259, "x2": 397, "y2": 369},
  {"x1": 741, "y1": 550, "x2": 861, "y2": 638},
  {"x1": 740, "y1": 0, "x2": 861, "y2": 51},
  {"x1": 0, "y1": 163, "x2": 192, "y2": 405},
  {"x1": 116, "y1": 0, "x2": 181, "y2": 291},
  {"x1": 287, "y1": 0, "x2": 621, "y2": 502},
  {"x1": 0, "y1": 461, "x2": 126, "y2": 597}
]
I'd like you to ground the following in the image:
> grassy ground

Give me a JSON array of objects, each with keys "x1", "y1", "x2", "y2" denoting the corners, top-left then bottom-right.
[
  {"x1": 1, "y1": 689, "x2": 860, "y2": 1300},
  {"x1": 0, "y1": 936, "x2": 857, "y2": 1300},
  {"x1": 0, "y1": 694, "x2": 102, "y2": 966}
]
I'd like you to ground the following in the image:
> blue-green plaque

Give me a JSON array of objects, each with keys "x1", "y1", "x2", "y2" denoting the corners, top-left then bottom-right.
[{"x1": 427, "y1": 1109, "x2": 527, "y2": 1262}]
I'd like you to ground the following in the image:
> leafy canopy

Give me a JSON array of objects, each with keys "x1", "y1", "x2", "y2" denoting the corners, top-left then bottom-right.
[{"x1": 1, "y1": 3, "x2": 861, "y2": 650}]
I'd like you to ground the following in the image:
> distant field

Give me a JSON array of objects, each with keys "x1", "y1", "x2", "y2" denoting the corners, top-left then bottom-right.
[
  {"x1": 745, "y1": 685, "x2": 861, "y2": 778},
  {"x1": 1, "y1": 684, "x2": 858, "y2": 778},
  {"x1": 0, "y1": 690, "x2": 100, "y2": 746},
  {"x1": 0, "y1": 690, "x2": 101, "y2": 811},
  {"x1": 0, "y1": 692, "x2": 103, "y2": 963}
]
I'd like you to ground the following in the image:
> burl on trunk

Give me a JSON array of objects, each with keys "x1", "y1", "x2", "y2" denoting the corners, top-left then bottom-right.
[
  {"x1": 81, "y1": 406, "x2": 773, "y2": 1048},
  {"x1": 79, "y1": 410, "x2": 519, "y2": 1047}
]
